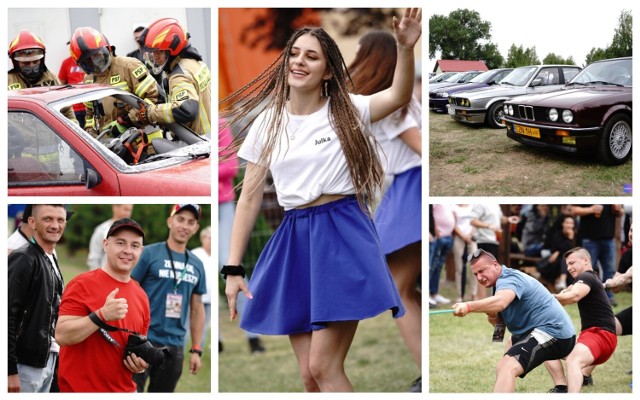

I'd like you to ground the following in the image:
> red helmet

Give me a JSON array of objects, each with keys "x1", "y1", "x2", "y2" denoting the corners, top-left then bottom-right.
[
  {"x1": 140, "y1": 18, "x2": 188, "y2": 56},
  {"x1": 69, "y1": 27, "x2": 112, "y2": 74},
  {"x1": 8, "y1": 30, "x2": 46, "y2": 62}
]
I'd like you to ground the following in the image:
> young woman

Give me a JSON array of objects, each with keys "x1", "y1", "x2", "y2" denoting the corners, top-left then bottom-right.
[
  {"x1": 220, "y1": 8, "x2": 421, "y2": 392},
  {"x1": 347, "y1": 29, "x2": 422, "y2": 392}
]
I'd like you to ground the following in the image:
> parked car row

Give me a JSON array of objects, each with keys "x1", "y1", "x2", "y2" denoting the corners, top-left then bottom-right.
[{"x1": 431, "y1": 57, "x2": 632, "y2": 165}]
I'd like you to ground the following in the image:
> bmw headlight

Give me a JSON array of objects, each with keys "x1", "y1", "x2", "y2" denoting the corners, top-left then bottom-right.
[
  {"x1": 437, "y1": 92, "x2": 448, "y2": 98},
  {"x1": 549, "y1": 108, "x2": 558, "y2": 122},
  {"x1": 508, "y1": 105, "x2": 513, "y2": 116},
  {"x1": 562, "y1": 110, "x2": 573, "y2": 123},
  {"x1": 503, "y1": 104, "x2": 508, "y2": 114}
]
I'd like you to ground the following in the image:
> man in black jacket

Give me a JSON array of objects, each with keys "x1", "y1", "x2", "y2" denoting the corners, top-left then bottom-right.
[{"x1": 8, "y1": 205, "x2": 67, "y2": 392}]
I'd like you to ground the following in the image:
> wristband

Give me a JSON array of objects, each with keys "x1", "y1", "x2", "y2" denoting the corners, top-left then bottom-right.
[
  {"x1": 96, "y1": 308, "x2": 105, "y2": 321},
  {"x1": 221, "y1": 264, "x2": 246, "y2": 280},
  {"x1": 189, "y1": 348, "x2": 203, "y2": 357}
]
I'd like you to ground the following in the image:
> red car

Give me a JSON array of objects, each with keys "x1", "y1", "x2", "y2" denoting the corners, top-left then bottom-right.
[{"x1": 8, "y1": 85, "x2": 211, "y2": 196}]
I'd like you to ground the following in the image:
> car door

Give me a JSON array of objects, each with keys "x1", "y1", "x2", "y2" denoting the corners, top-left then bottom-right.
[{"x1": 8, "y1": 108, "x2": 121, "y2": 196}]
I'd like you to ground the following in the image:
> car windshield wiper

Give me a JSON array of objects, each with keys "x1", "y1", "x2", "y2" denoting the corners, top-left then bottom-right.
[
  {"x1": 584, "y1": 80, "x2": 624, "y2": 86},
  {"x1": 500, "y1": 81, "x2": 515, "y2": 86},
  {"x1": 137, "y1": 150, "x2": 210, "y2": 165},
  {"x1": 565, "y1": 81, "x2": 586, "y2": 86}
]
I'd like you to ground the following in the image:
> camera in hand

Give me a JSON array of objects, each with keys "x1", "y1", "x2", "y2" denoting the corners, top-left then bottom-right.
[{"x1": 124, "y1": 334, "x2": 172, "y2": 367}]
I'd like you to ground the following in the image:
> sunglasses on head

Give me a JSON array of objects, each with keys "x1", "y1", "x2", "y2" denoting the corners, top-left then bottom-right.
[{"x1": 467, "y1": 248, "x2": 497, "y2": 263}]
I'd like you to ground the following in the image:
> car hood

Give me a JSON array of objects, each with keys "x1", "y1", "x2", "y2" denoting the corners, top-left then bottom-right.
[
  {"x1": 433, "y1": 82, "x2": 490, "y2": 95},
  {"x1": 504, "y1": 86, "x2": 631, "y2": 107},
  {"x1": 452, "y1": 84, "x2": 530, "y2": 100},
  {"x1": 118, "y1": 156, "x2": 211, "y2": 195}
]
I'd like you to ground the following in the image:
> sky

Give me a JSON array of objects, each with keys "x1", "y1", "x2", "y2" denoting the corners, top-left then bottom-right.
[{"x1": 427, "y1": 0, "x2": 634, "y2": 71}]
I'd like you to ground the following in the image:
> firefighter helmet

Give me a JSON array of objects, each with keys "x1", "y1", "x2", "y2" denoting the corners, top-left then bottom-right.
[
  {"x1": 8, "y1": 30, "x2": 46, "y2": 81},
  {"x1": 138, "y1": 18, "x2": 188, "y2": 74},
  {"x1": 69, "y1": 27, "x2": 112, "y2": 74}
]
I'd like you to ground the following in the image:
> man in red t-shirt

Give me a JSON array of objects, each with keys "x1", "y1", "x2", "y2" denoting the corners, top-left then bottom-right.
[
  {"x1": 58, "y1": 54, "x2": 87, "y2": 128},
  {"x1": 55, "y1": 218, "x2": 150, "y2": 392}
]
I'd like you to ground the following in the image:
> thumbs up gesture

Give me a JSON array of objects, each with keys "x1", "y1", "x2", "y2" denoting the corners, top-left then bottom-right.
[{"x1": 100, "y1": 288, "x2": 128, "y2": 321}]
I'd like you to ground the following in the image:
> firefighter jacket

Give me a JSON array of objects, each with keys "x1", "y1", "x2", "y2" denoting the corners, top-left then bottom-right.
[
  {"x1": 8, "y1": 69, "x2": 78, "y2": 123},
  {"x1": 83, "y1": 55, "x2": 164, "y2": 132},
  {"x1": 145, "y1": 56, "x2": 211, "y2": 136}
]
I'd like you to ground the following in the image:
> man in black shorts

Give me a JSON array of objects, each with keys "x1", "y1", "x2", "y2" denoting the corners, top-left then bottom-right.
[
  {"x1": 555, "y1": 247, "x2": 618, "y2": 393},
  {"x1": 452, "y1": 249, "x2": 576, "y2": 392}
]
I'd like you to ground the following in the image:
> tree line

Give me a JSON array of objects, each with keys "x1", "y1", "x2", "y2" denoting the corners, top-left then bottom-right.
[{"x1": 429, "y1": 9, "x2": 632, "y2": 68}]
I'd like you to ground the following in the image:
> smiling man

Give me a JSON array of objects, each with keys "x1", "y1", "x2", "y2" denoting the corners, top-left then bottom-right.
[
  {"x1": 131, "y1": 204, "x2": 206, "y2": 392},
  {"x1": 55, "y1": 218, "x2": 150, "y2": 392},
  {"x1": 8, "y1": 205, "x2": 67, "y2": 392},
  {"x1": 451, "y1": 248, "x2": 576, "y2": 393}
]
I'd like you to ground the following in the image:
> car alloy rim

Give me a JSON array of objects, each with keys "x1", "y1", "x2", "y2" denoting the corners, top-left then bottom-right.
[
  {"x1": 609, "y1": 120, "x2": 632, "y2": 159},
  {"x1": 494, "y1": 107, "x2": 504, "y2": 125}
]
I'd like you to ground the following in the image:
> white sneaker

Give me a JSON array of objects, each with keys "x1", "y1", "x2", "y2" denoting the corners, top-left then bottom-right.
[
  {"x1": 434, "y1": 294, "x2": 451, "y2": 304},
  {"x1": 429, "y1": 297, "x2": 437, "y2": 306}
]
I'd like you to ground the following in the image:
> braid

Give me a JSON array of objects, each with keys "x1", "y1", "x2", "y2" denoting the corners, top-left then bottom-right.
[{"x1": 219, "y1": 27, "x2": 383, "y2": 210}]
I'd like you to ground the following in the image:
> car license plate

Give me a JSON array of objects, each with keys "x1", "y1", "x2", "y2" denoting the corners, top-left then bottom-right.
[
  {"x1": 514, "y1": 124, "x2": 540, "y2": 139},
  {"x1": 447, "y1": 105, "x2": 454, "y2": 115}
]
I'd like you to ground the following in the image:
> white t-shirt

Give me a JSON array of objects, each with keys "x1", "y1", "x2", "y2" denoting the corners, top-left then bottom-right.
[
  {"x1": 7, "y1": 228, "x2": 29, "y2": 253},
  {"x1": 239, "y1": 94, "x2": 372, "y2": 210},
  {"x1": 87, "y1": 219, "x2": 113, "y2": 270},
  {"x1": 452, "y1": 204, "x2": 475, "y2": 236},
  {"x1": 191, "y1": 247, "x2": 212, "y2": 304},
  {"x1": 371, "y1": 97, "x2": 421, "y2": 176}
]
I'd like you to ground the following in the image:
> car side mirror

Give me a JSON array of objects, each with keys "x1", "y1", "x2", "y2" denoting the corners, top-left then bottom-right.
[
  {"x1": 83, "y1": 168, "x2": 101, "y2": 189},
  {"x1": 531, "y1": 78, "x2": 544, "y2": 87}
]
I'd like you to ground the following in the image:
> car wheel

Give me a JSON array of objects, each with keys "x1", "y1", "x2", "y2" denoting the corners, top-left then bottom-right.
[
  {"x1": 597, "y1": 114, "x2": 632, "y2": 165},
  {"x1": 487, "y1": 101, "x2": 505, "y2": 129}
]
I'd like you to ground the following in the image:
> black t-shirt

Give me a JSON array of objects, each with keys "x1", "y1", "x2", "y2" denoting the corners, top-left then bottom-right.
[
  {"x1": 618, "y1": 248, "x2": 632, "y2": 275},
  {"x1": 575, "y1": 270, "x2": 616, "y2": 333},
  {"x1": 577, "y1": 205, "x2": 616, "y2": 240}
]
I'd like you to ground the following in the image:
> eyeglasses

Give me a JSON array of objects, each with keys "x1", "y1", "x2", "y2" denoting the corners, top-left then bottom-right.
[{"x1": 467, "y1": 248, "x2": 497, "y2": 263}]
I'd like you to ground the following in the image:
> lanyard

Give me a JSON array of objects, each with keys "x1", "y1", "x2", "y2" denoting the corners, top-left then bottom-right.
[{"x1": 165, "y1": 242, "x2": 188, "y2": 294}]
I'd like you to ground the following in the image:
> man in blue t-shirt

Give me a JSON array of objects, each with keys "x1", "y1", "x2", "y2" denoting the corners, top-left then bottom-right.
[
  {"x1": 131, "y1": 204, "x2": 206, "y2": 392},
  {"x1": 452, "y1": 249, "x2": 576, "y2": 393}
]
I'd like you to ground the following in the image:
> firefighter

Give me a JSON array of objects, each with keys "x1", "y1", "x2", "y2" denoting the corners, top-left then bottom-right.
[
  {"x1": 8, "y1": 30, "x2": 78, "y2": 122},
  {"x1": 69, "y1": 26, "x2": 165, "y2": 138},
  {"x1": 130, "y1": 18, "x2": 211, "y2": 136},
  {"x1": 8, "y1": 30, "x2": 77, "y2": 176}
]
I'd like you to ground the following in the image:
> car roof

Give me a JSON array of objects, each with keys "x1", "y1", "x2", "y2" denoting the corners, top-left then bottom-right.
[{"x1": 8, "y1": 84, "x2": 119, "y2": 104}]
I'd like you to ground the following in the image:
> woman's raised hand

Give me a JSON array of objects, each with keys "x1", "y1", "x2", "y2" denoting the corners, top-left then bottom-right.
[{"x1": 393, "y1": 8, "x2": 422, "y2": 50}]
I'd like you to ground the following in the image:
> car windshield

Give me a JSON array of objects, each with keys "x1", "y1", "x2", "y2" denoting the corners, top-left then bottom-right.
[
  {"x1": 443, "y1": 72, "x2": 465, "y2": 83},
  {"x1": 500, "y1": 66, "x2": 537, "y2": 86},
  {"x1": 53, "y1": 89, "x2": 209, "y2": 166},
  {"x1": 569, "y1": 58, "x2": 632, "y2": 86},
  {"x1": 8, "y1": 86, "x2": 210, "y2": 176},
  {"x1": 469, "y1": 70, "x2": 494, "y2": 83}
]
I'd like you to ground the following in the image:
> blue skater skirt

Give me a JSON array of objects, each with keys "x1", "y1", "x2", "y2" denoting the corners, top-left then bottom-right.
[
  {"x1": 374, "y1": 166, "x2": 422, "y2": 255},
  {"x1": 240, "y1": 195, "x2": 405, "y2": 335}
]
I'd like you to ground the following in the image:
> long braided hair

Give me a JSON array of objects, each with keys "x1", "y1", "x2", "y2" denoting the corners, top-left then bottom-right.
[{"x1": 220, "y1": 27, "x2": 383, "y2": 210}]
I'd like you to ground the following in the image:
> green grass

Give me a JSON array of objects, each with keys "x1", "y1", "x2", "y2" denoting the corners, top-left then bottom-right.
[
  {"x1": 429, "y1": 279, "x2": 632, "y2": 393},
  {"x1": 56, "y1": 245, "x2": 211, "y2": 392},
  {"x1": 429, "y1": 112, "x2": 633, "y2": 196},
  {"x1": 218, "y1": 297, "x2": 419, "y2": 392}
]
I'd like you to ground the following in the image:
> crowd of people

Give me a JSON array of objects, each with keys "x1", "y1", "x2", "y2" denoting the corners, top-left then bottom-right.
[{"x1": 8, "y1": 204, "x2": 211, "y2": 393}]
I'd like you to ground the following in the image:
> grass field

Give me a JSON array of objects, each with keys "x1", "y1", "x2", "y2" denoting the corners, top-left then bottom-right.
[
  {"x1": 218, "y1": 298, "x2": 420, "y2": 392},
  {"x1": 429, "y1": 279, "x2": 632, "y2": 393},
  {"x1": 56, "y1": 245, "x2": 212, "y2": 393},
  {"x1": 428, "y1": 111, "x2": 633, "y2": 196}
]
